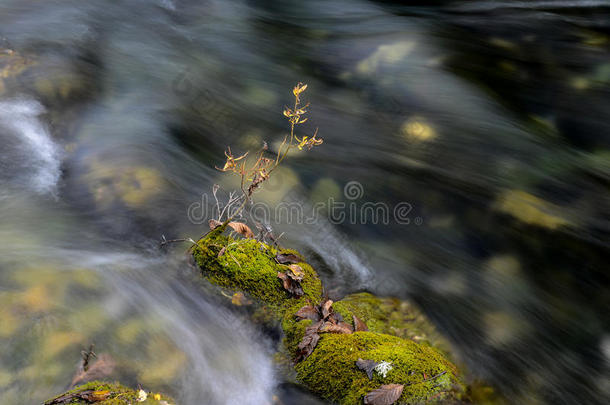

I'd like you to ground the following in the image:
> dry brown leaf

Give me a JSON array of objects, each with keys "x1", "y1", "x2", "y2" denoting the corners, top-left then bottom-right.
[
  {"x1": 363, "y1": 384, "x2": 404, "y2": 405},
  {"x1": 356, "y1": 358, "x2": 379, "y2": 380},
  {"x1": 275, "y1": 253, "x2": 302, "y2": 264},
  {"x1": 296, "y1": 320, "x2": 322, "y2": 361},
  {"x1": 278, "y1": 272, "x2": 304, "y2": 297},
  {"x1": 70, "y1": 353, "x2": 116, "y2": 388},
  {"x1": 353, "y1": 315, "x2": 369, "y2": 332},
  {"x1": 295, "y1": 305, "x2": 320, "y2": 321},
  {"x1": 286, "y1": 264, "x2": 305, "y2": 281},
  {"x1": 321, "y1": 299, "x2": 333, "y2": 319},
  {"x1": 227, "y1": 221, "x2": 254, "y2": 238},
  {"x1": 209, "y1": 219, "x2": 254, "y2": 238},
  {"x1": 319, "y1": 321, "x2": 353, "y2": 334}
]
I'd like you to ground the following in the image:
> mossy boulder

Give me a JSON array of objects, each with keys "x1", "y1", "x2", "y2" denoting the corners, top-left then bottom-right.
[
  {"x1": 44, "y1": 381, "x2": 174, "y2": 405},
  {"x1": 192, "y1": 229, "x2": 465, "y2": 404},
  {"x1": 332, "y1": 293, "x2": 453, "y2": 358},
  {"x1": 192, "y1": 228, "x2": 323, "y2": 311},
  {"x1": 295, "y1": 333, "x2": 461, "y2": 404}
]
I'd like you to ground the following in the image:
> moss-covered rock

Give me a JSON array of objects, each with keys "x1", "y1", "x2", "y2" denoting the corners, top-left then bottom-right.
[
  {"x1": 192, "y1": 230, "x2": 465, "y2": 404},
  {"x1": 192, "y1": 228, "x2": 323, "y2": 311},
  {"x1": 295, "y1": 333, "x2": 462, "y2": 404},
  {"x1": 332, "y1": 292, "x2": 453, "y2": 358},
  {"x1": 44, "y1": 381, "x2": 174, "y2": 405}
]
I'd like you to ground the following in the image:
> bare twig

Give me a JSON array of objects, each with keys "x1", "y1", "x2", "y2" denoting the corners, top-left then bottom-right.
[
  {"x1": 160, "y1": 235, "x2": 196, "y2": 248},
  {"x1": 80, "y1": 344, "x2": 96, "y2": 372}
]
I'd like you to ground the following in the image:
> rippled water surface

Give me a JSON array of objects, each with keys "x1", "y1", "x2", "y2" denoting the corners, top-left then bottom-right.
[{"x1": 0, "y1": 1, "x2": 608, "y2": 404}]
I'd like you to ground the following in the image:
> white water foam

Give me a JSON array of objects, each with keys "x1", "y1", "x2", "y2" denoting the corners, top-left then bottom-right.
[
  {"x1": 71, "y1": 250, "x2": 277, "y2": 405},
  {"x1": 0, "y1": 98, "x2": 61, "y2": 194}
]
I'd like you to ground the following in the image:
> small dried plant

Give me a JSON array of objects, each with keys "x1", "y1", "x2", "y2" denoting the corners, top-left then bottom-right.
[{"x1": 212, "y1": 82, "x2": 323, "y2": 232}]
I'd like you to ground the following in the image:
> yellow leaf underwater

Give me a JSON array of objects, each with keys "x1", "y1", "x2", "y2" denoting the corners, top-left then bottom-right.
[{"x1": 495, "y1": 189, "x2": 571, "y2": 230}]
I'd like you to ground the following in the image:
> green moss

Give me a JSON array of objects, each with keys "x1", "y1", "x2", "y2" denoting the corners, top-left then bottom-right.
[
  {"x1": 332, "y1": 293, "x2": 453, "y2": 357},
  {"x1": 295, "y1": 332, "x2": 463, "y2": 404},
  {"x1": 192, "y1": 232, "x2": 464, "y2": 404},
  {"x1": 282, "y1": 309, "x2": 313, "y2": 356},
  {"x1": 44, "y1": 381, "x2": 174, "y2": 404},
  {"x1": 192, "y1": 231, "x2": 323, "y2": 312}
]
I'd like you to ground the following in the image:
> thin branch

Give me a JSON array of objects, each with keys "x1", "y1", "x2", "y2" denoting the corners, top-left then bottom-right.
[{"x1": 160, "y1": 235, "x2": 196, "y2": 248}]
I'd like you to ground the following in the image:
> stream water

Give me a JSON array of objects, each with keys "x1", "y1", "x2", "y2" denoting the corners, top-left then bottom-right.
[{"x1": 0, "y1": 1, "x2": 608, "y2": 404}]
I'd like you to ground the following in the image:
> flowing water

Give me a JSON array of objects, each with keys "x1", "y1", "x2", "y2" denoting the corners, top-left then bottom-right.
[{"x1": 0, "y1": 1, "x2": 608, "y2": 404}]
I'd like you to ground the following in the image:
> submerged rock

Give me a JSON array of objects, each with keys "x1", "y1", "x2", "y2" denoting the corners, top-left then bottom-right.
[
  {"x1": 0, "y1": 48, "x2": 37, "y2": 96},
  {"x1": 192, "y1": 227, "x2": 465, "y2": 404}
]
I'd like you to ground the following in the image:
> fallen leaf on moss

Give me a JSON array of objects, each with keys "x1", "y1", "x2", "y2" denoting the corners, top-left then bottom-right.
[
  {"x1": 278, "y1": 272, "x2": 304, "y2": 297},
  {"x1": 275, "y1": 253, "x2": 301, "y2": 264},
  {"x1": 296, "y1": 320, "x2": 322, "y2": 361},
  {"x1": 363, "y1": 384, "x2": 404, "y2": 405},
  {"x1": 353, "y1": 315, "x2": 369, "y2": 332},
  {"x1": 356, "y1": 358, "x2": 379, "y2": 380},
  {"x1": 208, "y1": 219, "x2": 254, "y2": 238},
  {"x1": 295, "y1": 305, "x2": 320, "y2": 321},
  {"x1": 320, "y1": 321, "x2": 353, "y2": 334},
  {"x1": 321, "y1": 299, "x2": 333, "y2": 319},
  {"x1": 227, "y1": 222, "x2": 254, "y2": 238},
  {"x1": 286, "y1": 264, "x2": 305, "y2": 281}
]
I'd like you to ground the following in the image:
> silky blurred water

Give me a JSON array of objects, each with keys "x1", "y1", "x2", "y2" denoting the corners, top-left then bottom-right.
[{"x1": 0, "y1": 1, "x2": 608, "y2": 404}]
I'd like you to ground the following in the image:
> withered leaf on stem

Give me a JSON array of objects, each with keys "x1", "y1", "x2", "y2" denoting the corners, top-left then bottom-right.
[
  {"x1": 296, "y1": 320, "x2": 322, "y2": 361},
  {"x1": 353, "y1": 315, "x2": 369, "y2": 332},
  {"x1": 356, "y1": 358, "x2": 379, "y2": 380},
  {"x1": 278, "y1": 272, "x2": 304, "y2": 297},
  {"x1": 295, "y1": 305, "x2": 320, "y2": 321},
  {"x1": 363, "y1": 384, "x2": 405, "y2": 405},
  {"x1": 319, "y1": 321, "x2": 353, "y2": 334},
  {"x1": 276, "y1": 253, "x2": 302, "y2": 264}
]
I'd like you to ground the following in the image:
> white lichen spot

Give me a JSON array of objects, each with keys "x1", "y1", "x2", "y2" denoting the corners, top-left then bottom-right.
[
  {"x1": 374, "y1": 361, "x2": 393, "y2": 378},
  {"x1": 136, "y1": 389, "x2": 147, "y2": 402}
]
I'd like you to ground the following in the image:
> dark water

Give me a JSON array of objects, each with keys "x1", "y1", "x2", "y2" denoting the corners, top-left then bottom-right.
[{"x1": 0, "y1": 1, "x2": 608, "y2": 404}]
